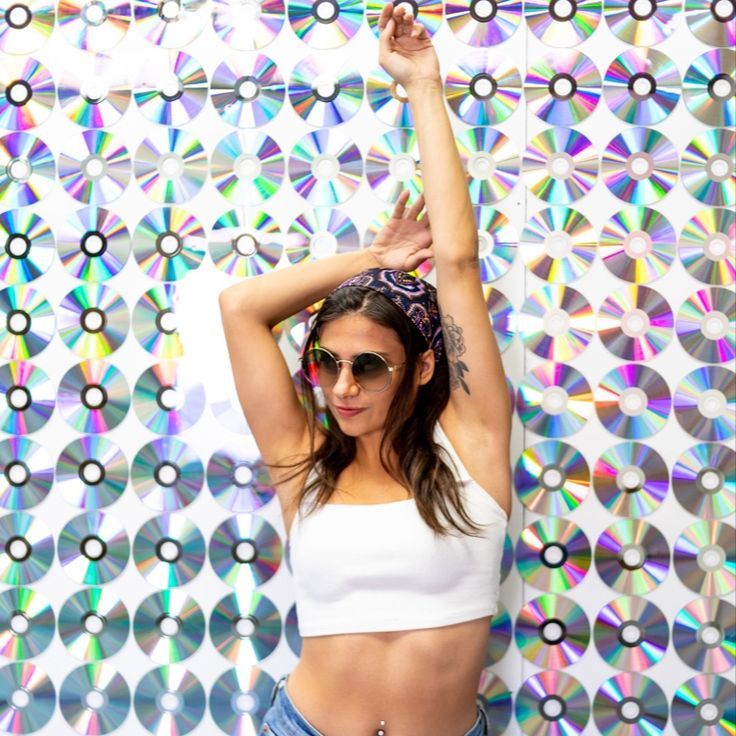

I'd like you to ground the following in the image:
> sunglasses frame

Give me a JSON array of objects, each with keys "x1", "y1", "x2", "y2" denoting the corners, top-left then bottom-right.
[{"x1": 302, "y1": 347, "x2": 406, "y2": 392}]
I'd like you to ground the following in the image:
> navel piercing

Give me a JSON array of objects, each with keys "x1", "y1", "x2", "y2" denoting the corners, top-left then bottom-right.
[{"x1": 376, "y1": 720, "x2": 387, "y2": 735}]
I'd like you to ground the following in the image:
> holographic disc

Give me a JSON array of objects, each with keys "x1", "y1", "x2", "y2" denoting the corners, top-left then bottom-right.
[
  {"x1": 676, "y1": 286, "x2": 735, "y2": 364},
  {"x1": 601, "y1": 126, "x2": 678, "y2": 204},
  {"x1": 683, "y1": 49, "x2": 735, "y2": 127},
  {"x1": 673, "y1": 597, "x2": 735, "y2": 673},
  {"x1": 684, "y1": 0, "x2": 736, "y2": 46},
  {"x1": 206, "y1": 443, "x2": 275, "y2": 514},
  {"x1": 366, "y1": 65, "x2": 416, "y2": 128},
  {"x1": 481, "y1": 285, "x2": 515, "y2": 353},
  {"x1": 597, "y1": 285, "x2": 673, "y2": 360},
  {"x1": 522, "y1": 127, "x2": 598, "y2": 204},
  {"x1": 445, "y1": 0, "x2": 522, "y2": 45},
  {"x1": 672, "y1": 674, "x2": 736, "y2": 736},
  {"x1": 594, "y1": 518, "x2": 670, "y2": 594},
  {"x1": 58, "y1": 587, "x2": 129, "y2": 661},
  {"x1": 679, "y1": 207, "x2": 735, "y2": 287},
  {"x1": 673, "y1": 520, "x2": 735, "y2": 596},
  {"x1": 0, "y1": 283, "x2": 55, "y2": 360},
  {"x1": 515, "y1": 669, "x2": 590, "y2": 734},
  {"x1": 289, "y1": 0, "x2": 363, "y2": 47},
  {"x1": 133, "y1": 513, "x2": 205, "y2": 587},
  {"x1": 0, "y1": 437, "x2": 52, "y2": 510},
  {"x1": 457, "y1": 126, "x2": 519, "y2": 204},
  {"x1": 284, "y1": 206, "x2": 361, "y2": 263},
  {"x1": 604, "y1": 47, "x2": 680, "y2": 125},
  {"x1": 210, "y1": 0, "x2": 285, "y2": 50},
  {"x1": 0, "y1": 0, "x2": 54, "y2": 54},
  {"x1": 0, "y1": 662, "x2": 55, "y2": 733},
  {"x1": 593, "y1": 672, "x2": 668, "y2": 735},
  {"x1": 132, "y1": 284, "x2": 184, "y2": 358},
  {"x1": 209, "y1": 667, "x2": 275, "y2": 735},
  {"x1": 593, "y1": 595, "x2": 669, "y2": 670},
  {"x1": 57, "y1": 0, "x2": 131, "y2": 51},
  {"x1": 0, "y1": 56, "x2": 54, "y2": 130},
  {"x1": 212, "y1": 210, "x2": 281, "y2": 281},
  {"x1": 525, "y1": 49, "x2": 601, "y2": 125},
  {"x1": 0, "y1": 210, "x2": 55, "y2": 285},
  {"x1": 593, "y1": 441, "x2": 668, "y2": 517},
  {"x1": 0, "y1": 360, "x2": 55, "y2": 434},
  {"x1": 515, "y1": 516, "x2": 591, "y2": 591},
  {"x1": 0, "y1": 511, "x2": 53, "y2": 584},
  {"x1": 681, "y1": 128, "x2": 735, "y2": 207},
  {"x1": 477, "y1": 672, "x2": 514, "y2": 730},
  {"x1": 672, "y1": 442, "x2": 735, "y2": 520},
  {"x1": 483, "y1": 602, "x2": 513, "y2": 664},
  {"x1": 365, "y1": 0, "x2": 443, "y2": 39},
  {"x1": 365, "y1": 127, "x2": 422, "y2": 203},
  {"x1": 604, "y1": 0, "x2": 679, "y2": 44},
  {"x1": 0, "y1": 586, "x2": 54, "y2": 660},
  {"x1": 674, "y1": 365, "x2": 735, "y2": 441},
  {"x1": 472, "y1": 207, "x2": 517, "y2": 283},
  {"x1": 515, "y1": 593, "x2": 590, "y2": 667},
  {"x1": 0, "y1": 132, "x2": 55, "y2": 208},
  {"x1": 446, "y1": 50, "x2": 521, "y2": 126},
  {"x1": 524, "y1": 0, "x2": 602, "y2": 45},
  {"x1": 132, "y1": 0, "x2": 208, "y2": 47}
]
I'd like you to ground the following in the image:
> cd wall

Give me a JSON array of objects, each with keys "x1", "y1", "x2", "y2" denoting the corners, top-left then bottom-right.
[{"x1": 0, "y1": 0, "x2": 734, "y2": 732}]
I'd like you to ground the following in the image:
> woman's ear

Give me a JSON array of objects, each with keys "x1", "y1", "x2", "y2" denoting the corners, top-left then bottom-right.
[{"x1": 417, "y1": 348, "x2": 435, "y2": 385}]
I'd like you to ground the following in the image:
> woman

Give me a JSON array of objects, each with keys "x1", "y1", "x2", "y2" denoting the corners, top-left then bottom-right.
[{"x1": 219, "y1": 3, "x2": 512, "y2": 734}]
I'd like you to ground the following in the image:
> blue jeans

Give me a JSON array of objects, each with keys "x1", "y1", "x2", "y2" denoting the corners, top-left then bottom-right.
[{"x1": 259, "y1": 674, "x2": 489, "y2": 736}]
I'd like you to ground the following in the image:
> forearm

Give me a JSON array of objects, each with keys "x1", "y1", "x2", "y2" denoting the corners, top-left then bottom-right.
[{"x1": 219, "y1": 248, "x2": 379, "y2": 328}]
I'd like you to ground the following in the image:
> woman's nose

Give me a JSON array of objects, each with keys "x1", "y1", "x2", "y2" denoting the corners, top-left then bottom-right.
[{"x1": 333, "y1": 362, "x2": 359, "y2": 394}]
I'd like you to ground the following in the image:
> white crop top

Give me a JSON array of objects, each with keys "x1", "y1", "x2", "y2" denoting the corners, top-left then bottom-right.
[{"x1": 288, "y1": 420, "x2": 508, "y2": 637}]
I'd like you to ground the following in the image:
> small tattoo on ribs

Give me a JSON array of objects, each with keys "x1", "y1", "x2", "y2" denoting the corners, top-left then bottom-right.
[{"x1": 441, "y1": 314, "x2": 470, "y2": 395}]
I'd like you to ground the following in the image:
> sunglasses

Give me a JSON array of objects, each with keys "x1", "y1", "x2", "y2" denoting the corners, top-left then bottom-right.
[{"x1": 301, "y1": 347, "x2": 406, "y2": 392}]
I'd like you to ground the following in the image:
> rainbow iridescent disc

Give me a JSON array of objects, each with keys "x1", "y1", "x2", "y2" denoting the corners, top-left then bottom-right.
[
  {"x1": 673, "y1": 597, "x2": 735, "y2": 673},
  {"x1": 0, "y1": 132, "x2": 54, "y2": 208},
  {"x1": 210, "y1": 209, "x2": 282, "y2": 278},
  {"x1": 515, "y1": 670, "x2": 589, "y2": 734},
  {"x1": 515, "y1": 593, "x2": 590, "y2": 667},
  {"x1": 365, "y1": 127, "x2": 422, "y2": 203},
  {"x1": 515, "y1": 516, "x2": 591, "y2": 591},
  {"x1": 209, "y1": 668, "x2": 274, "y2": 734},
  {"x1": 0, "y1": 0, "x2": 54, "y2": 54},
  {"x1": 483, "y1": 603, "x2": 513, "y2": 664},
  {"x1": 603, "y1": 47, "x2": 680, "y2": 125},
  {"x1": 0, "y1": 511, "x2": 53, "y2": 584},
  {"x1": 0, "y1": 587, "x2": 54, "y2": 660},
  {"x1": 473, "y1": 207, "x2": 517, "y2": 282},
  {"x1": 134, "y1": 665, "x2": 205, "y2": 735},
  {"x1": 288, "y1": 53, "x2": 363, "y2": 126},
  {"x1": 674, "y1": 365, "x2": 735, "y2": 441},
  {"x1": 672, "y1": 442, "x2": 735, "y2": 520},
  {"x1": 525, "y1": 49, "x2": 601, "y2": 125},
  {"x1": 288, "y1": 129, "x2": 362, "y2": 205},
  {"x1": 0, "y1": 210, "x2": 55, "y2": 284},
  {"x1": 673, "y1": 520, "x2": 735, "y2": 596},
  {"x1": 681, "y1": 128, "x2": 735, "y2": 207},
  {"x1": 593, "y1": 595, "x2": 669, "y2": 670},
  {"x1": 446, "y1": 0, "x2": 522, "y2": 44},
  {"x1": 133, "y1": 0, "x2": 207, "y2": 47},
  {"x1": 604, "y1": 0, "x2": 680, "y2": 44},
  {"x1": 593, "y1": 672, "x2": 668, "y2": 736},
  {"x1": 211, "y1": 54, "x2": 285, "y2": 128},
  {"x1": 595, "y1": 518, "x2": 670, "y2": 594},
  {"x1": 477, "y1": 672, "x2": 514, "y2": 729},
  {"x1": 457, "y1": 127, "x2": 519, "y2": 204},
  {"x1": 672, "y1": 674, "x2": 735, "y2": 736},
  {"x1": 207, "y1": 443, "x2": 274, "y2": 513},
  {"x1": 446, "y1": 50, "x2": 521, "y2": 126},
  {"x1": 365, "y1": 0, "x2": 443, "y2": 38},
  {"x1": 593, "y1": 441, "x2": 668, "y2": 517},
  {"x1": 679, "y1": 208, "x2": 735, "y2": 287},
  {"x1": 289, "y1": 0, "x2": 362, "y2": 47},
  {"x1": 683, "y1": 49, "x2": 735, "y2": 127},
  {"x1": 366, "y1": 66, "x2": 415, "y2": 127},
  {"x1": 58, "y1": 129, "x2": 131, "y2": 205},
  {"x1": 676, "y1": 286, "x2": 735, "y2": 364},
  {"x1": 0, "y1": 662, "x2": 55, "y2": 733},
  {"x1": 0, "y1": 360, "x2": 55, "y2": 434},
  {"x1": 601, "y1": 127, "x2": 678, "y2": 204},
  {"x1": 597, "y1": 284, "x2": 673, "y2": 360},
  {"x1": 685, "y1": 0, "x2": 735, "y2": 46},
  {"x1": 57, "y1": 0, "x2": 131, "y2": 51},
  {"x1": 516, "y1": 361, "x2": 593, "y2": 437},
  {"x1": 482, "y1": 285, "x2": 515, "y2": 352},
  {"x1": 524, "y1": 0, "x2": 602, "y2": 45},
  {"x1": 285, "y1": 207, "x2": 360, "y2": 264},
  {"x1": 0, "y1": 284, "x2": 54, "y2": 360},
  {"x1": 210, "y1": 0, "x2": 285, "y2": 50},
  {"x1": 0, "y1": 56, "x2": 54, "y2": 130},
  {"x1": 0, "y1": 437, "x2": 52, "y2": 510},
  {"x1": 522, "y1": 127, "x2": 598, "y2": 204},
  {"x1": 131, "y1": 284, "x2": 185, "y2": 358}
]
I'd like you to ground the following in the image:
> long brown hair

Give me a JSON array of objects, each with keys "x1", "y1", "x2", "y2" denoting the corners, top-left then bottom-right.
[{"x1": 265, "y1": 285, "x2": 486, "y2": 538}]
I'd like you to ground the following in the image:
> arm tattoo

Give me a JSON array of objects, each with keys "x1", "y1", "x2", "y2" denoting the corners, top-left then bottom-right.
[{"x1": 441, "y1": 314, "x2": 470, "y2": 395}]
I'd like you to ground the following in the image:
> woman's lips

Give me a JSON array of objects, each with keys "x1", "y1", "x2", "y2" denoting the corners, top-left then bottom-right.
[{"x1": 334, "y1": 406, "x2": 366, "y2": 417}]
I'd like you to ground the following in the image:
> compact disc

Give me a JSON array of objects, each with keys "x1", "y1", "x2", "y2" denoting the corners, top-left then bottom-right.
[
  {"x1": 0, "y1": 662, "x2": 55, "y2": 733},
  {"x1": 593, "y1": 595, "x2": 668, "y2": 670},
  {"x1": 0, "y1": 132, "x2": 55, "y2": 208},
  {"x1": 676, "y1": 286, "x2": 735, "y2": 364},
  {"x1": 0, "y1": 56, "x2": 54, "y2": 130},
  {"x1": 0, "y1": 437, "x2": 52, "y2": 510},
  {"x1": 593, "y1": 672, "x2": 668, "y2": 735},
  {"x1": 672, "y1": 674, "x2": 735, "y2": 736},
  {"x1": 601, "y1": 126, "x2": 678, "y2": 204},
  {"x1": 524, "y1": 0, "x2": 602, "y2": 45},
  {"x1": 519, "y1": 207, "x2": 595, "y2": 283},
  {"x1": 211, "y1": 0, "x2": 285, "y2": 50},
  {"x1": 681, "y1": 128, "x2": 735, "y2": 207},
  {"x1": 57, "y1": 358, "x2": 130, "y2": 433},
  {"x1": 365, "y1": 0, "x2": 443, "y2": 39},
  {"x1": 594, "y1": 364, "x2": 671, "y2": 438},
  {"x1": 0, "y1": 210, "x2": 55, "y2": 284},
  {"x1": 684, "y1": 0, "x2": 736, "y2": 46},
  {"x1": 0, "y1": 511, "x2": 53, "y2": 584},
  {"x1": 134, "y1": 665, "x2": 205, "y2": 735},
  {"x1": 683, "y1": 49, "x2": 735, "y2": 127},
  {"x1": 209, "y1": 590, "x2": 281, "y2": 664},
  {"x1": 445, "y1": 0, "x2": 522, "y2": 45},
  {"x1": 473, "y1": 207, "x2": 517, "y2": 282},
  {"x1": 603, "y1": 47, "x2": 680, "y2": 125},
  {"x1": 0, "y1": 0, "x2": 54, "y2": 54},
  {"x1": 365, "y1": 127, "x2": 422, "y2": 203},
  {"x1": 287, "y1": 53, "x2": 363, "y2": 127},
  {"x1": 132, "y1": 0, "x2": 207, "y2": 47},
  {"x1": 287, "y1": 128, "x2": 362, "y2": 206},
  {"x1": 284, "y1": 207, "x2": 360, "y2": 263},
  {"x1": 57, "y1": 0, "x2": 131, "y2": 51},
  {"x1": 515, "y1": 516, "x2": 591, "y2": 591},
  {"x1": 0, "y1": 586, "x2": 54, "y2": 659},
  {"x1": 58, "y1": 129, "x2": 131, "y2": 205},
  {"x1": 133, "y1": 513, "x2": 205, "y2": 587},
  {"x1": 289, "y1": 0, "x2": 363, "y2": 48},
  {"x1": 210, "y1": 54, "x2": 284, "y2": 128},
  {"x1": 209, "y1": 515, "x2": 282, "y2": 588},
  {"x1": 58, "y1": 587, "x2": 129, "y2": 660},
  {"x1": 481, "y1": 286, "x2": 514, "y2": 353},
  {"x1": 477, "y1": 672, "x2": 514, "y2": 731},
  {"x1": 521, "y1": 127, "x2": 598, "y2": 204},
  {"x1": 131, "y1": 206, "x2": 206, "y2": 281},
  {"x1": 679, "y1": 208, "x2": 735, "y2": 287},
  {"x1": 134, "y1": 50, "x2": 208, "y2": 126},
  {"x1": 515, "y1": 670, "x2": 589, "y2": 734},
  {"x1": 599, "y1": 206, "x2": 676, "y2": 283},
  {"x1": 592, "y1": 441, "x2": 668, "y2": 517},
  {"x1": 483, "y1": 602, "x2": 513, "y2": 665},
  {"x1": 457, "y1": 126, "x2": 519, "y2": 204},
  {"x1": 366, "y1": 66, "x2": 416, "y2": 127},
  {"x1": 674, "y1": 365, "x2": 735, "y2": 442},
  {"x1": 60, "y1": 663, "x2": 130, "y2": 735},
  {"x1": 674, "y1": 520, "x2": 735, "y2": 596},
  {"x1": 525, "y1": 49, "x2": 601, "y2": 125},
  {"x1": 516, "y1": 362, "x2": 594, "y2": 437},
  {"x1": 515, "y1": 593, "x2": 590, "y2": 667},
  {"x1": 132, "y1": 284, "x2": 183, "y2": 359},
  {"x1": 672, "y1": 442, "x2": 735, "y2": 520},
  {"x1": 674, "y1": 597, "x2": 735, "y2": 674},
  {"x1": 446, "y1": 50, "x2": 521, "y2": 126},
  {"x1": 604, "y1": 0, "x2": 679, "y2": 44},
  {"x1": 0, "y1": 283, "x2": 54, "y2": 360},
  {"x1": 134, "y1": 128, "x2": 207, "y2": 204},
  {"x1": 57, "y1": 205, "x2": 131, "y2": 282},
  {"x1": 206, "y1": 443, "x2": 274, "y2": 514},
  {"x1": 594, "y1": 518, "x2": 670, "y2": 594},
  {"x1": 210, "y1": 667, "x2": 275, "y2": 735},
  {"x1": 597, "y1": 285, "x2": 673, "y2": 360},
  {"x1": 0, "y1": 360, "x2": 55, "y2": 434}
]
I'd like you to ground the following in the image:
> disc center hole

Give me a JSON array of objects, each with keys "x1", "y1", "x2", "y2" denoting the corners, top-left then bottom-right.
[
  {"x1": 7, "y1": 311, "x2": 29, "y2": 334},
  {"x1": 82, "y1": 308, "x2": 104, "y2": 332},
  {"x1": 84, "y1": 613, "x2": 105, "y2": 634},
  {"x1": 699, "y1": 702, "x2": 721, "y2": 724},
  {"x1": 158, "y1": 539, "x2": 181, "y2": 562},
  {"x1": 159, "y1": 615, "x2": 181, "y2": 637},
  {"x1": 157, "y1": 462, "x2": 179, "y2": 486},
  {"x1": 159, "y1": 691, "x2": 181, "y2": 711},
  {"x1": 85, "y1": 689, "x2": 106, "y2": 709},
  {"x1": 81, "y1": 76, "x2": 108, "y2": 103},
  {"x1": 8, "y1": 158, "x2": 31, "y2": 182},
  {"x1": 159, "y1": 153, "x2": 183, "y2": 178},
  {"x1": 701, "y1": 623, "x2": 722, "y2": 646},
  {"x1": 631, "y1": 74, "x2": 654, "y2": 97},
  {"x1": 81, "y1": 460, "x2": 104, "y2": 484},
  {"x1": 234, "y1": 692, "x2": 256, "y2": 712},
  {"x1": 474, "y1": 0, "x2": 496, "y2": 19},
  {"x1": 7, "y1": 5, "x2": 31, "y2": 25},
  {"x1": 234, "y1": 541, "x2": 255, "y2": 563},
  {"x1": 551, "y1": 0, "x2": 575, "y2": 18},
  {"x1": 707, "y1": 155, "x2": 730, "y2": 181},
  {"x1": 310, "y1": 232, "x2": 338, "y2": 258},
  {"x1": 233, "y1": 464, "x2": 254, "y2": 486},
  {"x1": 712, "y1": 0, "x2": 734, "y2": 19},
  {"x1": 711, "y1": 77, "x2": 733, "y2": 100},
  {"x1": 161, "y1": 0, "x2": 180, "y2": 19},
  {"x1": 82, "y1": 536, "x2": 105, "y2": 560},
  {"x1": 84, "y1": 233, "x2": 105, "y2": 254},
  {"x1": 235, "y1": 616, "x2": 255, "y2": 637},
  {"x1": 388, "y1": 153, "x2": 417, "y2": 181},
  {"x1": 10, "y1": 688, "x2": 30, "y2": 709},
  {"x1": 8, "y1": 537, "x2": 30, "y2": 561},
  {"x1": 7, "y1": 82, "x2": 31, "y2": 105},
  {"x1": 10, "y1": 613, "x2": 29, "y2": 635},
  {"x1": 541, "y1": 695, "x2": 564, "y2": 718},
  {"x1": 82, "y1": 1, "x2": 107, "y2": 24}
]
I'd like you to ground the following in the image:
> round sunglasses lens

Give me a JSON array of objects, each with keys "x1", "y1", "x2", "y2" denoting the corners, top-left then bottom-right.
[
  {"x1": 353, "y1": 353, "x2": 390, "y2": 390},
  {"x1": 303, "y1": 349, "x2": 338, "y2": 387}
]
